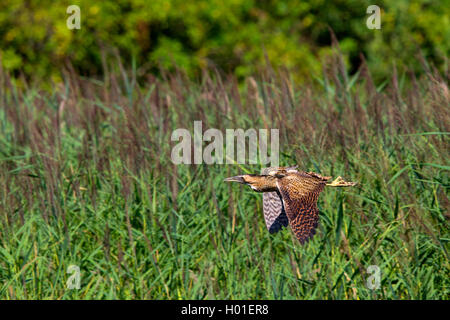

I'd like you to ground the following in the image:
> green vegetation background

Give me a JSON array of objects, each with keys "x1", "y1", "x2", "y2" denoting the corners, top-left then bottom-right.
[
  {"x1": 0, "y1": 0, "x2": 448, "y2": 82},
  {"x1": 1, "y1": 50, "x2": 449, "y2": 299},
  {"x1": 0, "y1": 0, "x2": 449, "y2": 300}
]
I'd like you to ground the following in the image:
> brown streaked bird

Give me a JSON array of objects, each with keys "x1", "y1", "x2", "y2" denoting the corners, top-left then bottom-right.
[{"x1": 224, "y1": 166, "x2": 357, "y2": 244}]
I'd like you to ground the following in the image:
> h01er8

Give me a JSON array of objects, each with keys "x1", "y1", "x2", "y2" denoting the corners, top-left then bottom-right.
[{"x1": 224, "y1": 304, "x2": 268, "y2": 315}]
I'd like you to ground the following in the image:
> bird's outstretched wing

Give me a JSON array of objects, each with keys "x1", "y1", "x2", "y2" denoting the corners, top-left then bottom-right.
[
  {"x1": 260, "y1": 166, "x2": 297, "y2": 233},
  {"x1": 276, "y1": 172, "x2": 327, "y2": 244},
  {"x1": 262, "y1": 191, "x2": 289, "y2": 233}
]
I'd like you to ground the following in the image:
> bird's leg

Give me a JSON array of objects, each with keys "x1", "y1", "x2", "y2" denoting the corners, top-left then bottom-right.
[{"x1": 326, "y1": 176, "x2": 357, "y2": 187}]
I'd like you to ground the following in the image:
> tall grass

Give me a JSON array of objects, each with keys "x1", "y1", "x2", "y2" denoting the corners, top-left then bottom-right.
[{"x1": 0, "y1": 50, "x2": 448, "y2": 299}]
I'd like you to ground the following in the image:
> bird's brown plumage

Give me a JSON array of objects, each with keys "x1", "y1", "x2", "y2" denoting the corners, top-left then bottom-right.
[
  {"x1": 262, "y1": 191, "x2": 288, "y2": 233},
  {"x1": 260, "y1": 166, "x2": 298, "y2": 234},
  {"x1": 225, "y1": 167, "x2": 356, "y2": 244},
  {"x1": 276, "y1": 172, "x2": 328, "y2": 244}
]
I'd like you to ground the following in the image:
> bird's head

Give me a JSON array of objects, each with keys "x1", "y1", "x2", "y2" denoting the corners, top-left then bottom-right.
[{"x1": 224, "y1": 174, "x2": 280, "y2": 192}]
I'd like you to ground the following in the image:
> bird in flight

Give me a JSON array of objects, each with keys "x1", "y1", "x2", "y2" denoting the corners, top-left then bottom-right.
[{"x1": 224, "y1": 166, "x2": 357, "y2": 244}]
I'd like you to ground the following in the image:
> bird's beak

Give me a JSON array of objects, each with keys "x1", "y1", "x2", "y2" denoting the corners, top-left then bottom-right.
[{"x1": 224, "y1": 175, "x2": 246, "y2": 184}]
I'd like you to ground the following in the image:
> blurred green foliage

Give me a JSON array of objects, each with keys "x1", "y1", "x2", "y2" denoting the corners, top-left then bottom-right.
[{"x1": 0, "y1": 0, "x2": 448, "y2": 82}]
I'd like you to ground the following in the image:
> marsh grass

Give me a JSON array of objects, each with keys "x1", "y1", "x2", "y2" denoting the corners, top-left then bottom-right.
[{"x1": 0, "y1": 50, "x2": 448, "y2": 299}]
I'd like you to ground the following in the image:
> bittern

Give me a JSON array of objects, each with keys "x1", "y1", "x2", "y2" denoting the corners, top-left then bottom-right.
[{"x1": 224, "y1": 166, "x2": 357, "y2": 244}]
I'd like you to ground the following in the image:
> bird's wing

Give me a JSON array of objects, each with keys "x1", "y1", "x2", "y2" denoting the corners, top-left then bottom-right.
[
  {"x1": 262, "y1": 191, "x2": 289, "y2": 233},
  {"x1": 276, "y1": 172, "x2": 326, "y2": 244},
  {"x1": 260, "y1": 167, "x2": 290, "y2": 233}
]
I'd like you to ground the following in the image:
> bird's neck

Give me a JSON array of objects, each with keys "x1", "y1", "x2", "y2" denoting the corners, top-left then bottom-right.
[{"x1": 245, "y1": 175, "x2": 278, "y2": 192}]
